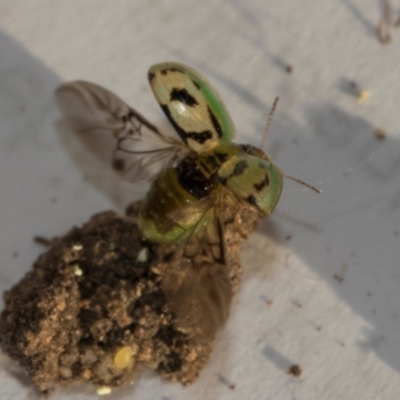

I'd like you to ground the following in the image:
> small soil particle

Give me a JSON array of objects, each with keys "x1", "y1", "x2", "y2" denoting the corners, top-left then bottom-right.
[{"x1": 287, "y1": 364, "x2": 302, "y2": 377}]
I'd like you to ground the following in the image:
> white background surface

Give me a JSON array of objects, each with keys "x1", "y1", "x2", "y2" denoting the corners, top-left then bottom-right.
[{"x1": 1, "y1": 1, "x2": 400, "y2": 399}]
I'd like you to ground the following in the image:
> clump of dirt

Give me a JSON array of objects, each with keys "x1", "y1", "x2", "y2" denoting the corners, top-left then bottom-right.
[{"x1": 0, "y1": 201, "x2": 260, "y2": 394}]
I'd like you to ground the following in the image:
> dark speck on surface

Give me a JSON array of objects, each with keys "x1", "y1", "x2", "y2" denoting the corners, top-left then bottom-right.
[
  {"x1": 374, "y1": 128, "x2": 386, "y2": 141},
  {"x1": 285, "y1": 64, "x2": 293, "y2": 74},
  {"x1": 287, "y1": 364, "x2": 302, "y2": 377}
]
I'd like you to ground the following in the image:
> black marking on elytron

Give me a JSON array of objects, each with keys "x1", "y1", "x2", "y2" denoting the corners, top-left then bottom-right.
[
  {"x1": 170, "y1": 88, "x2": 198, "y2": 107},
  {"x1": 113, "y1": 158, "x2": 125, "y2": 172},
  {"x1": 161, "y1": 104, "x2": 213, "y2": 145},
  {"x1": 246, "y1": 195, "x2": 257, "y2": 207},
  {"x1": 177, "y1": 156, "x2": 215, "y2": 199},
  {"x1": 207, "y1": 106, "x2": 223, "y2": 138},
  {"x1": 160, "y1": 67, "x2": 184, "y2": 75},
  {"x1": 254, "y1": 174, "x2": 270, "y2": 192},
  {"x1": 232, "y1": 160, "x2": 248, "y2": 176},
  {"x1": 192, "y1": 80, "x2": 201, "y2": 90},
  {"x1": 214, "y1": 152, "x2": 229, "y2": 163},
  {"x1": 161, "y1": 104, "x2": 189, "y2": 142},
  {"x1": 148, "y1": 71, "x2": 155, "y2": 82},
  {"x1": 186, "y1": 130, "x2": 213, "y2": 144}
]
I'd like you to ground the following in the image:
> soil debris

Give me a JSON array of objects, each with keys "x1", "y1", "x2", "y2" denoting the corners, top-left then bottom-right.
[{"x1": 0, "y1": 201, "x2": 260, "y2": 393}]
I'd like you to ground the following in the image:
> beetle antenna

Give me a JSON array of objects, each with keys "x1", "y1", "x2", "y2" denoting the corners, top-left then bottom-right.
[
  {"x1": 260, "y1": 97, "x2": 279, "y2": 151},
  {"x1": 260, "y1": 97, "x2": 321, "y2": 194},
  {"x1": 283, "y1": 174, "x2": 322, "y2": 194}
]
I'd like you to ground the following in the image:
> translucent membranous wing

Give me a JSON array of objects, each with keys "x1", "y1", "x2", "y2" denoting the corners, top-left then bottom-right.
[
  {"x1": 148, "y1": 62, "x2": 236, "y2": 153},
  {"x1": 162, "y1": 201, "x2": 232, "y2": 339},
  {"x1": 162, "y1": 257, "x2": 232, "y2": 340},
  {"x1": 55, "y1": 81, "x2": 186, "y2": 182}
]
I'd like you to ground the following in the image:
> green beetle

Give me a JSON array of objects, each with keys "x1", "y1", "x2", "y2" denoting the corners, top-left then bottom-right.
[{"x1": 55, "y1": 62, "x2": 284, "y2": 246}]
